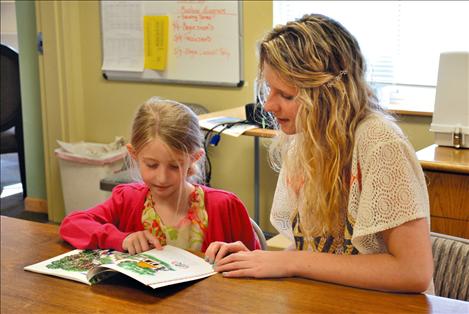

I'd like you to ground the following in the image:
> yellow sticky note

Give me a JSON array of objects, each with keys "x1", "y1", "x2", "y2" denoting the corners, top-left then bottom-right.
[{"x1": 144, "y1": 16, "x2": 169, "y2": 71}]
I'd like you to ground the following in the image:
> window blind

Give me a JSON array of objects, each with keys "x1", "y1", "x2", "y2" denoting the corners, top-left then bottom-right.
[{"x1": 273, "y1": 1, "x2": 469, "y2": 111}]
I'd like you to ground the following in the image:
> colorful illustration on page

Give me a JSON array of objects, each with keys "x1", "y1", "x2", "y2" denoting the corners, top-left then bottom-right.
[
  {"x1": 116, "y1": 253, "x2": 177, "y2": 276},
  {"x1": 46, "y1": 249, "x2": 190, "y2": 276},
  {"x1": 46, "y1": 250, "x2": 103, "y2": 273}
]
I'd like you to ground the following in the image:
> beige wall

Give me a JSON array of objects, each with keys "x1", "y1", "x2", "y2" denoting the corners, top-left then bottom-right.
[
  {"x1": 37, "y1": 1, "x2": 434, "y2": 230},
  {"x1": 396, "y1": 115, "x2": 434, "y2": 151}
]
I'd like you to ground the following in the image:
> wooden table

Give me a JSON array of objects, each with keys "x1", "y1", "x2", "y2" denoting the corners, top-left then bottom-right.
[
  {"x1": 2, "y1": 217, "x2": 468, "y2": 313},
  {"x1": 416, "y1": 144, "x2": 469, "y2": 238}
]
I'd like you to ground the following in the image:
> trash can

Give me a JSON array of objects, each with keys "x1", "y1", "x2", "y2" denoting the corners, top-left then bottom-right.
[{"x1": 55, "y1": 137, "x2": 127, "y2": 215}]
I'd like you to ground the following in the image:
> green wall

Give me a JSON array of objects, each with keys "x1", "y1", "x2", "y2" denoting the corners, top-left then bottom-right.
[{"x1": 16, "y1": 1, "x2": 46, "y2": 200}]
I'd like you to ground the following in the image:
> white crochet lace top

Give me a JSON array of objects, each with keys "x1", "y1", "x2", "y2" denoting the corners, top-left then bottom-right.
[{"x1": 270, "y1": 114, "x2": 430, "y2": 253}]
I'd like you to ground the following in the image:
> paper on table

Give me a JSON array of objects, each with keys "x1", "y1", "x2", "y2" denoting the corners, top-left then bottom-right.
[{"x1": 199, "y1": 116, "x2": 257, "y2": 137}]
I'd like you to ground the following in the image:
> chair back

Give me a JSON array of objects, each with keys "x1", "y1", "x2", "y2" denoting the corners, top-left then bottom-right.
[
  {"x1": 184, "y1": 103, "x2": 209, "y2": 115},
  {"x1": 250, "y1": 218, "x2": 267, "y2": 250},
  {"x1": 431, "y1": 232, "x2": 469, "y2": 301},
  {"x1": 1, "y1": 44, "x2": 21, "y2": 132}
]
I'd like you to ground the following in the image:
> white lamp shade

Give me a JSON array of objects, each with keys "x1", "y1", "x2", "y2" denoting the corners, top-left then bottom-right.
[{"x1": 430, "y1": 51, "x2": 469, "y2": 148}]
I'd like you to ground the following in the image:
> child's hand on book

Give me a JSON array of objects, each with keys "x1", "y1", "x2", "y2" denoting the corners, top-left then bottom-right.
[
  {"x1": 205, "y1": 241, "x2": 250, "y2": 264},
  {"x1": 122, "y1": 230, "x2": 162, "y2": 255}
]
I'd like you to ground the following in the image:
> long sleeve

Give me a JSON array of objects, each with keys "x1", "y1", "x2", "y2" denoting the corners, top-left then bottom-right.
[
  {"x1": 225, "y1": 195, "x2": 261, "y2": 251},
  {"x1": 202, "y1": 187, "x2": 261, "y2": 252},
  {"x1": 59, "y1": 183, "x2": 147, "y2": 251}
]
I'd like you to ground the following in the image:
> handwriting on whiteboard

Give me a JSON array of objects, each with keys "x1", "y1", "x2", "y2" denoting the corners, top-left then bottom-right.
[{"x1": 172, "y1": 1, "x2": 236, "y2": 59}]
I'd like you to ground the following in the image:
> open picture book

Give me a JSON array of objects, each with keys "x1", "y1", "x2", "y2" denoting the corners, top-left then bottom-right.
[{"x1": 24, "y1": 245, "x2": 216, "y2": 289}]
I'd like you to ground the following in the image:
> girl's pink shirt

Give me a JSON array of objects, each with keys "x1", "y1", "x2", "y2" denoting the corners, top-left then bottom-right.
[{"x1": 59, "y1": 183, "x2": 261, "y2": 252}]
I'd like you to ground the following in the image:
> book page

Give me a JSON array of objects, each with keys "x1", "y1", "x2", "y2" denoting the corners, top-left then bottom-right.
[
  {"x1": 25, "y1": 246, "x2": 215, "y2": 289},
  {"x1": 87, "y1": 245, "x2": 216, "y2": 288},
  {"x1": 24, "y1": 249, "x2": 96, "y2": 285}
]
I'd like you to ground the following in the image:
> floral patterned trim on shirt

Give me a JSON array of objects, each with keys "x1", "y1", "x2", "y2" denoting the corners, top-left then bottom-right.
[
  {"x1": 292, "y1": 210, "x2": 359, "y2": 254},
  {"x1": 141, "y1": 186, "x2": 208, "y2": 251},
  {"x1": 292, "y1": 162, "x2": 361, "y2": 254}
]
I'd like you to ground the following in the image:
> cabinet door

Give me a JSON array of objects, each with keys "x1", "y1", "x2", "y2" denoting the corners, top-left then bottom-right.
[{"x1": 425, "y1": 170, "x2": 469, "y2": 238}]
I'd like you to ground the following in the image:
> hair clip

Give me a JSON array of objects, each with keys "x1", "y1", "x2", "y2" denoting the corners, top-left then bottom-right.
[{"x1": 326, "y1": 70, "x2": 347, "y2": 87}]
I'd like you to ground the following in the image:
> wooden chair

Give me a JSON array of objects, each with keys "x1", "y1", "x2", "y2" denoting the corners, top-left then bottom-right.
[
  {"x1": 431, "y1": 232, "x2": 469, "y2": 301},
  {"x1": 184, "y1": 103, "x2": 209, "y2": 115}
]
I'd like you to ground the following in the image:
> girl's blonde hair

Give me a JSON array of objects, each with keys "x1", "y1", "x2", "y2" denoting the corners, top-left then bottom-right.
[
  {"x1": 258, "y1": 14, "x2": 385, "y2": 238},
  {"x1": 128, "y1": 97, "x2": 205, "y2": 184}
]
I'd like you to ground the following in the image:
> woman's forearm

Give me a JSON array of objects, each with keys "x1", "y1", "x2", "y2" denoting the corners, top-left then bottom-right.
[{"x1": 289, "y1": 250, "x2": 431, "y2": 293}]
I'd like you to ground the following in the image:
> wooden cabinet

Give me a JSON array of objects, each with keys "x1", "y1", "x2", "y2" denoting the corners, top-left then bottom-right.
[{"x1": 416, "y1": 145, "x2": 469, "y2": 238}]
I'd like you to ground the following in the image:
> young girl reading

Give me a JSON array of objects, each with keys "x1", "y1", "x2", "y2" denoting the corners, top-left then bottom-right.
[
  {"x1": 60, "y1": 97, "x2": 260, "y2": 254},
  {"x1": 205, "y1": 14, "x2": 434, "y2": 293}
]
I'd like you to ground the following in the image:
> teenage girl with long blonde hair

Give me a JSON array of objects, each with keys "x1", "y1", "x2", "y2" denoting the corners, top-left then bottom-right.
[{"x1": 206, "y1": 14, "x2": 433, "y2": 293}]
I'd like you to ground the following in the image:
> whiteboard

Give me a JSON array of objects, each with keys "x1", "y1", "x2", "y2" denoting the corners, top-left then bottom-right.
[{"x1": 100, "y1": 1, "x2": 243, "y2": 87}]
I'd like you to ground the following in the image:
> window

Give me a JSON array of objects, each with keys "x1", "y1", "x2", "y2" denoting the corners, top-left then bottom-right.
[
  {"x1": 273, "y1": 1, "x2": 469, "y2": 114},
  {"x1": 0, "y1": 1, "x2": 18, "y2": 50}
]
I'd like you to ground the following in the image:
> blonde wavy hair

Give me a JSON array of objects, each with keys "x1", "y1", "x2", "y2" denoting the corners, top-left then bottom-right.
[
  {"x1": 128, "y1": 97, "x2": 205, "y2": 184},
  {"x1": 259, "y1": 14, "x2": 385, "y2": 238}
]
